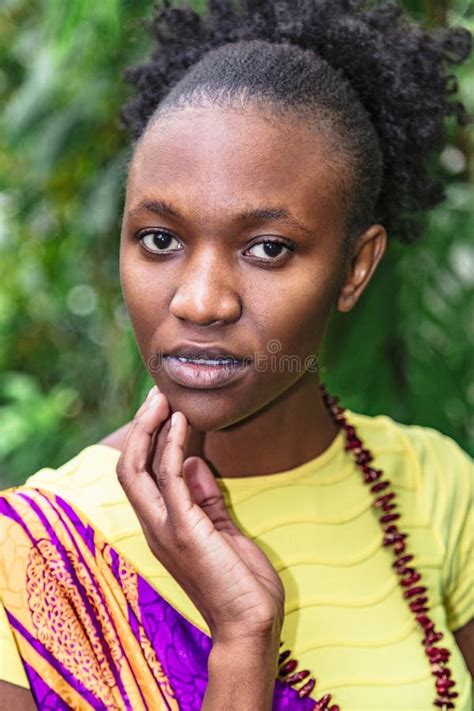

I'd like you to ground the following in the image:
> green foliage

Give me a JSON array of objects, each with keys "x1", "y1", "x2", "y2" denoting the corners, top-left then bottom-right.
[{"x1": 0, "y1": 0, "x2": 473, "y2": 486}]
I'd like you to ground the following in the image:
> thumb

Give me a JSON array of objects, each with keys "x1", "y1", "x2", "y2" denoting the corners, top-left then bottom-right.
[{"x1": 183, "y1": 456, "x2": 240, "y2": 535}]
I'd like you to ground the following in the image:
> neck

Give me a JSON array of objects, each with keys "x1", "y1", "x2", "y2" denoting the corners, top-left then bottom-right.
[{"x1": 184, "y1": 373, "x2": 340, "y2": 478}]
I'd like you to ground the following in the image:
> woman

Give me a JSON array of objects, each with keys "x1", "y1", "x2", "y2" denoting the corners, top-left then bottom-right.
[{"x1": 0, "y1": 1, "x2": 472, "y2": 709}]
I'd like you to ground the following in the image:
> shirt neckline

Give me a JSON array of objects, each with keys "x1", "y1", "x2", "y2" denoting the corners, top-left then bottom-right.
[{"x1": 90, "y1": 409, "x2": 350, "y2": 488}]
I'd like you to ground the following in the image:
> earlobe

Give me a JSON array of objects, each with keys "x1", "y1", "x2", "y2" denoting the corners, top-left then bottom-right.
[{"x1": 336, "y1": 224, "x2": 387, "y2": 313}]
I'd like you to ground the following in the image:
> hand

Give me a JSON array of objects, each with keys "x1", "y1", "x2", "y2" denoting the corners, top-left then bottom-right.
[{"x1": 116, "y1": 386, "x2": 285, "y2": 646}]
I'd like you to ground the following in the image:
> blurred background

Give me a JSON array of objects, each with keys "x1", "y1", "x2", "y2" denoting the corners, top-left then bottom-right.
[{"x1": 0, "y1": 0, "x2": 473, "y2": 487}]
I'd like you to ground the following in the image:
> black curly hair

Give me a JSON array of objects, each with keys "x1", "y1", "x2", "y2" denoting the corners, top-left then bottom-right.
[{"x1": 119, "y1": 0, "x2": 471, "y2": 250}]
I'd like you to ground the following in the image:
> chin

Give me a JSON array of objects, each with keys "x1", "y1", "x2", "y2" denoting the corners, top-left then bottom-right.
[{"x1": 157, "y1": 382, "x2": 259, "y2": 432}]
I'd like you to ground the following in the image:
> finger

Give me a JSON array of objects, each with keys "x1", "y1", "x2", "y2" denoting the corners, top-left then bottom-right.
[
  {"x1": 118, "y1": 460, "x2": 166, "y2": 531},
  {"x1": 145, "y1": 422, "x2": 164, "y2": 475},
  {"x1": 122, "y1": 392, "x2": 170, "y2": 472},
  {"x1": 155, "y1": 411, "x2": 194, "y2": 522},
  {"x1": 183, "y1": 456, "x2": 241, "y2": 535},
  {"x1": 121, "y1": 384, "x2": 163, "y2": 455},
  {"x1": 149, "y1": 412, "x2": 173, "y2": 478},
  {"x1": 134, "y1": 384, "x2": 162, "y2": 420},
  {"x1": 116, "y1": 394, "x2": 170, "y2": 522}
]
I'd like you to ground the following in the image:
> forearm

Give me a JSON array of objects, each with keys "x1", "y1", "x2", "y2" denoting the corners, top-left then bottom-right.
[{"x1": 202, "y1": 638, "x2": 280, "y2": 711}]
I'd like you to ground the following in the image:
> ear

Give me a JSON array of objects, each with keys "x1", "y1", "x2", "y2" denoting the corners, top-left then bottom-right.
[{"x1": 337, "y1": 224, "x2": 387, "y2": 313}]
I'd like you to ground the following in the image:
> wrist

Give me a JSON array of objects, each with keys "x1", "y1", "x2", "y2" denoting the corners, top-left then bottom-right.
[
  {"x1": 211, "y1": 616, "x2": 283, "y2": 651},
  {"x1": 209, "y1": 635, "x2": 281, "y2": 678},
  {"x1": 204, "y1": 638, "x2": 280, "y2": 711}
]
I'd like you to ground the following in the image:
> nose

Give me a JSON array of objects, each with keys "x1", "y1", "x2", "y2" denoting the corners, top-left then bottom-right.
[{"x1": 169, "y1": 250, "x2": 241, "y2": 327}]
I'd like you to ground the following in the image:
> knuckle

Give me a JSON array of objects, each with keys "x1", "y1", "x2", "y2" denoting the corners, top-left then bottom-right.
[
  {"x1": 116, "y1": 461, "x2": 134, "y2": 498},
  {"x1": 173, "y1": 529, "x2": 190, "y2": 552},
  {"x1": 164, "y1": 516, "x2": 190, "y2": 552},
  {"x1": 157, "y1": 464, "x2": 172, "y2": 487},
  {"x1": 200, "y1": 494, "x2": 224, "y2": 511}
]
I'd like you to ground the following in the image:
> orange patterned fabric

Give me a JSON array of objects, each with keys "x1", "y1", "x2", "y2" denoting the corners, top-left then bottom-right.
[{"x1": 0, "y1": 487, "x2": 180, "y2": 710}]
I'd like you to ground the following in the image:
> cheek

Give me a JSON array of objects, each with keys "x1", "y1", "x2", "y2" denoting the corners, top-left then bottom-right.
[
  {"x1": 257, "y1": 270, "x2": 336, "y2": 359},
  {"x1": 119, "y1": 255, "x2": 164, "y2": 344}
]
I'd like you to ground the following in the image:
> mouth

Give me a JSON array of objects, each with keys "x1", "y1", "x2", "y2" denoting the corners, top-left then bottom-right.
[{"x1": 162, "y1": 344, "x2": 253, "y2": 390}]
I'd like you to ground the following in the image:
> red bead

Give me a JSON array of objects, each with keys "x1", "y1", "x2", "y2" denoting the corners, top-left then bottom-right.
[
  {"x1": 356, "y1": 449, "x2": 373, "y2": 465},
  {"x1": 432, "y1": 665, "x2": 451, "y2": 678},
  {"x1": 380, "y1": 512, "x2": 400, "y2": 524},
  {"x1": 297, "y1": 677, "x2": 316, "y2": 698},
  {"x1": 363, "y1": 468, "x2": 383, "y2": 483},
  {"x1": 393, "y1": 554, "x2": 414, "y2": 570},
  {"x1": 394, "y1": 539, "x2": 407, "y2": 554},
  {"x1": 403, "y1": 586, "x2": 427, "y2": 599},
  {"x1": 343, "y1": 424, "x2": 356, "y2": 437},
  {"x1": 383, "y1": 528, "x2": 400, "y2": 546},
  {"x1": 401, "y1": 572, "x2": 421, "y2": 587},
  {"x1": 408, "y1": 594, "x2": 427, "y2": 607},
  {"x1": 279, "y1": 659, "x2": 298, "y2": 676},
  {"x1": 411, "y1": 603, "x2": 429, "y2": 614},
  {"x1": 313, "y1": 693, "x2": 332, "y2": 708},
  {"x1": 415, "y1": 614, "x2": 434, "y2": 630},
  {"x1": 383, "y1": 529, "x2": 408, "y2": 551},
  {"x1": 371, "y1": 480, "x2": 391, "y2": 493},
  {"x1": 434, "y1": 700, "x2": 455, "y2": 708},
  {"x1": 397, "y1": 566, "x2": 415, "y2": 577},
  {"x1": 279, "y1": 650, "x2": 291, "y2": 664},
  {"x1": 427, "y1": 646, "x2": 450, "y2": 658},
  {"x1": 373, "y1": 492, "x2": 396, "y2": 508},
  {"x1": 427, "y1": 647, "x2": 450, "y2": 663},
  {"x1": 436, "y1": 678, "x2": 455, "y2": 691},
  {"x1": 345, "y1": 437, "x2": 362, "y2": 450},
  {"x1": 423, "y1": 631, "x2": 443, "y2": 646},
  {"x1": 329, "y1": 707, "x2": 340, "y2": 711},
  {"x1": 285, "y1": 669, "x2": 310, "y2": 685}
]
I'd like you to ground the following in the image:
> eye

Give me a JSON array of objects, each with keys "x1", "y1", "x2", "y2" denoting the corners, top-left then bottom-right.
[
  {"x1": 137, "y1": 229, "x2": 183, "y2": 254},
  {"x1": 245, "y1": 238, "x2": 293, "y2": 262}
]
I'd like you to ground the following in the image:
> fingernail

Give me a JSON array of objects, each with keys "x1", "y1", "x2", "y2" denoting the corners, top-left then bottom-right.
[{"x1": 171, "y1": 412, "x2": 178, "y2": 427}]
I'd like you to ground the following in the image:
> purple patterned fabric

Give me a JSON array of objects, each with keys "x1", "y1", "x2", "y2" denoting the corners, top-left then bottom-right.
[
  {"x1": 1, "y1": 488, "x2": 317, "y2": 710},
  {"x1": 135, "y1": 571, "x2": 317, "y2": 710}
]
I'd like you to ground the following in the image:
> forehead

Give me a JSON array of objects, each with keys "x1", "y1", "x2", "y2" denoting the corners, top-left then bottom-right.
[{"x1": 127, "y1": 106, "x2": 347, "y2": 223}]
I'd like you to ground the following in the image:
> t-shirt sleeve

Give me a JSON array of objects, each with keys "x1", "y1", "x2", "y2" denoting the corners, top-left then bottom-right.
[
  {"x1": 425, "y1": 429, "x2": 474, "y2": 631},
  {"x1": 0, "y1": 597, "x2": 29, "y2": 688}
]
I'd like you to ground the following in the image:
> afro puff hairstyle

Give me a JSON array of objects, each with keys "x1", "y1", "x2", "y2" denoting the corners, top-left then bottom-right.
[{"x1": 120, "y1": 0, "x2": 471, "y2": 247}]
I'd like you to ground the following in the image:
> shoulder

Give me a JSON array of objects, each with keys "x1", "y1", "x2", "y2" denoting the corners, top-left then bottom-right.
[
  {"x1": 0, "y1": 444, "x2": 126, "y2": 537},
  {"x1": 24, "y1": 442, "x2": 121, "y2": 495},
  {"x1": 348, "y1": 408, "x2": 472, "y2": 544},
  {"x1": 349, "y1": 408, "x2": 472, "y2": 489}
]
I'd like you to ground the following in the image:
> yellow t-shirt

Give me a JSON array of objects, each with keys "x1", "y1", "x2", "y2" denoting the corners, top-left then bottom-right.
[{"x1": 1, "y1": 409, "x2": 473, "y2": 710}]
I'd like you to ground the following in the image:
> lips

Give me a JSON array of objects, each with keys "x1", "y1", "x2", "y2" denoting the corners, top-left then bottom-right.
[
  {"x1": 161, "y1": 343, "x2": 253, "y2": 389},
  {"x1": 164, "y1": 343, "x2": 253, "y2": 364}
]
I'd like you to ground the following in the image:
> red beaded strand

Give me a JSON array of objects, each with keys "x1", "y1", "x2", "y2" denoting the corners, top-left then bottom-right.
[{"x1": 276, "y1": 384, "x2": 457, "y2": 711}]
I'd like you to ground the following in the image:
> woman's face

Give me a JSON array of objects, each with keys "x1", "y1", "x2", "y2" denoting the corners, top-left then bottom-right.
[{"x1": 120, "y1": 105, "x2": 374, "y2": 431}]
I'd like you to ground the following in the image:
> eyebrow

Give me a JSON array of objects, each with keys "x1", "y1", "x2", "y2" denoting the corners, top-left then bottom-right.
[{"x1": 128, "y1": 199, "x2": 313, "y2": 237}]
